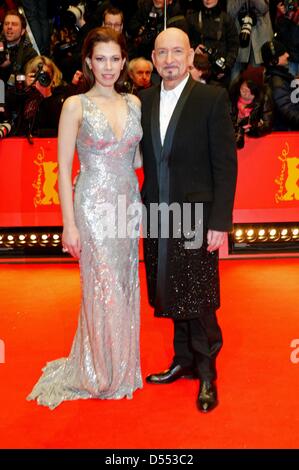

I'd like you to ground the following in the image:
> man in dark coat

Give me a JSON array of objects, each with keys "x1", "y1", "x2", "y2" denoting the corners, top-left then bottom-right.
[
  {"x1": 261, "y1": 39, "x2": 299, "y2": 130},
  {"x1": 186, "y1": 0, "x2": 239, "y2": 88},
  {"x1": 0, "y1": 9, "x2": 37, "y2": 85},
  {"x1": 139, "y1": 27, "x2": 237, "y2": 412},
  {"x1": 129, "y1": 0, "x2": 186, "y2": 59}
]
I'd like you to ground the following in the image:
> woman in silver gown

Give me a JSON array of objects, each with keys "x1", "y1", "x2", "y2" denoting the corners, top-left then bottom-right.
[{"x1": 27, "y1": 27, "x2": 143, "y2": 409}]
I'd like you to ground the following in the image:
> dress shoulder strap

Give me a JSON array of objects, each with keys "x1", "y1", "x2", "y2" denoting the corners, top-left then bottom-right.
[
  {"x1": 124, "y1": 93, "x2": 141, "y2": 117},
  {"x1": 78, "y1": 93, "x2": 89, "y2": 119},
  {"x1": 79, "y1": 93, "x2": 88, "y2": 106}
]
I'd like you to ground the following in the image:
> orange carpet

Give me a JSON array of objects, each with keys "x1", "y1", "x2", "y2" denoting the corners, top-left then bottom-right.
[{"x1": 0, "y1": 258, "x2": 298, "y2": 449}]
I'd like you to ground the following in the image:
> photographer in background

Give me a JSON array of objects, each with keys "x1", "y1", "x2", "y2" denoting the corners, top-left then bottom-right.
[
  {"x1": 102, "y1": 6, "x2": 123, "y2": 32},
  {"x1": 0, "y1": 102, "x2": 12, "y2": 139},
  {"x1": 262, "y1": 39, "x2": 299, "y2": 130},
  {"x1": 227, "y1": 0, "x2": 273, "y2": 82},
  {"x1": 0, "y1": 9, "x2": 37, "y2": 85},
  {"x1": 229, "y1": 72, "x2": 273, "y2": 149},
  {"x1": 12, "y1": 55, "x2": 66, "y2": 138},
  {"x1": 274, "y1": 1, "x2": 299, "y2": 77},
  {"x1": 129, "y1": 0, "x2": 186, "y2": 59},
  {"x1": 84, "y1": 0, "x2": 138, "y2": 26},
  {"x1": 51, "y1": 1, "x2": 110, "y2": 82},
  {"x1": 186, "y1": 0, "x2": 239, "y2": 88},
  {"x1": 51, "y1": 2, "x2": 89, "y2": 83}
]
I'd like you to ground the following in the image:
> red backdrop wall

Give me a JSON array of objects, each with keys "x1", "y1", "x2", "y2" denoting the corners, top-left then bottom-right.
[{"x1": 0, "y1": 133, "x2": 298, "y2": 228}]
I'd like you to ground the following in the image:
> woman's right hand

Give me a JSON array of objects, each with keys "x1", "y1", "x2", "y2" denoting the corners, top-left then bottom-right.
[
  {"x1": 25, "y1": 72, "x2": 36, "y2": 87},
  {"x1": 62, "y1": 225, "x2": 81, "y2": 259}
]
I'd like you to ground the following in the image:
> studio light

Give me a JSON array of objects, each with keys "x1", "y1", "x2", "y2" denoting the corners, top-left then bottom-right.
[
  {"x1": 0, "y1": 227, "x2": 69, "y2": 258},
  {"x1": 230, "y1": 223, "x2": 299, "y2": 254}
]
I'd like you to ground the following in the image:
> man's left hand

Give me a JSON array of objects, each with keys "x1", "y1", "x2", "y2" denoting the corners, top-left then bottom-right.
[{"x1": 207, "y1": 230, "x2": 226, "y2": 252}]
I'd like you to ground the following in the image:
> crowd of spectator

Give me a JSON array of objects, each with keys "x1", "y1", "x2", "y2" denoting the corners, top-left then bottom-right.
[{"x1": 0, "y1": 0, "x2": 298, "y2": 144}]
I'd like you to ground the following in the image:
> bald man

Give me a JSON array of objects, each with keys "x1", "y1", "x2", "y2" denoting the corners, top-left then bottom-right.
[{"x1": 139, "y1": 28, "x2": 237, "y2": 412}]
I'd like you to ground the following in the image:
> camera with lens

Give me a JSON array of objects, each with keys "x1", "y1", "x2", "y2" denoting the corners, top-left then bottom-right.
[
  {"x1": 136, "y1": 10, "x2": 162, "y2": 46},
  {"x1": 0, "y1": 41, "x2": 8, "y2": 66},
  {"x1": 238, "y1": 8, "x2": 257, "y2": 48},
  {"x1": 234, "y1": 118, "x2": 247, "y2": 149},
  {"x1": 234, "y1": 106, "x2": 260, "y2": 149},
  {"x1": 33, "y1": 63, "x2": 52, "y2": 88},
  {"x1": 198, "y1": 46, "x2": 226, "y2": 74},
  {"x1": 60, "y1": 1, "x2": 86, "y2": 31},
  {"x1": 0, "y1": 122, "x2": 12, "y2": 138},
  {"x1": 284, "y1": 0, "x2": 298, "y2": 12},
  {"x1": 15, "y1": 74, "x2": 26, "y2": 94}
]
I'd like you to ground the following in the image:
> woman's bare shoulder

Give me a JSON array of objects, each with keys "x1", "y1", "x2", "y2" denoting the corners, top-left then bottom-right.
[
  {"x1": 64, "y1": 94, "x2": 82, "y2": 107},
  {"x1": 61, "y1": 94, "x2": 83, "y2": 119}
]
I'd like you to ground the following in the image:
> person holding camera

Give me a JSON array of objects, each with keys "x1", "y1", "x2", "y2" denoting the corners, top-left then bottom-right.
[
  {"x1": 13, "y1": 55, "x2": 66, "y2": 138},
  {"x1": 51, "y1": 2, "x2": 90, "y2": 83},
  {"x1": 261, "y1": 39, "x2": 299, "y2": 130},
  {"x1": 87, "y1": 0, "x2": 138, "y2": 26},
  {"x1": 185, "y1": 0, "x2": 239, "y2": 88},
  {"x1": 0, "y1": 9, "x2": 37, "y2": 85},
  {"x1": 229, "y1": 73, "x2": 273, "y2": 149},
  {"x1": 274, "y1": 1, "x2": 299, "y2": 78},
  {"x1": 102, "y1": 6, "x2": 124, "y2": 32},
  {"x1": 227, "y1": 0, "x2": 273, "y2": 82},
  {"x1": 0, "y1": 104, "x2": 12, "y2": 139},
  {"x1": 101, "y1": 6, "x2": 139, "y2": 59},
  {"x1": 129, "y1": 0, "x2": 186, "y2": 59}
]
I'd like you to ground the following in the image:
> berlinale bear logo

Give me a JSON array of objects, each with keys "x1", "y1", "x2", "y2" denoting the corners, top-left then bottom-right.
[
  {"x1": 41, "y1": 161, "x2": 59, "y2": 205},
  {"x1": 283, "y1": 158, "x2": 299, "y2": 201},
  {"x1": 275, "y1": 143, "x2": 299, "y2": 203},
  {"x1": 33, "y1": 147, "x2": 59, "y2": 207}
]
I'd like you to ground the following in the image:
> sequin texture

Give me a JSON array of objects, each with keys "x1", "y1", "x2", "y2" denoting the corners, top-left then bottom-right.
[{"x1": 27, "y1": 94, "x2": 143, "y2": 409}]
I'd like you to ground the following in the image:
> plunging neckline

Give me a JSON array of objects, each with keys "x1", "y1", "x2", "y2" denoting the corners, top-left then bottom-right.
[{"x1": 84, "y1": 94, "x2": 129, "y2": 143}]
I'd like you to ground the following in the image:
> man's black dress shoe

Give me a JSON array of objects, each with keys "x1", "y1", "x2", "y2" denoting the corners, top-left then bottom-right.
[
  {"x1": 197, "y1": 380, "x2": 218, "y2": 413},
  {"x1": 146, "y1": 364, "x2": 197, "y2": 384}
]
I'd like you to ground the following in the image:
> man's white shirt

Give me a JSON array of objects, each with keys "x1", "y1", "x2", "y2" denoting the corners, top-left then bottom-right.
[{"x1": 159, "y1": 74, "x2": 189, "y2": 145}]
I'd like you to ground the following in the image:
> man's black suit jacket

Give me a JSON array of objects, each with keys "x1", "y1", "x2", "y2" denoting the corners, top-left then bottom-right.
[{"x1": 139, "y1": 77, "x2": 237, "y2": 232}]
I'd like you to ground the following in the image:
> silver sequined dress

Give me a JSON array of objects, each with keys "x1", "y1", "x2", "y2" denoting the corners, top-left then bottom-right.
[{"x1": 27, "y1": 94, "x2": 143, "y2": 409}]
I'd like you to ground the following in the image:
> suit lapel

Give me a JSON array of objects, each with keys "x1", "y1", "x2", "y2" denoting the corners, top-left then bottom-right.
[{"x1": 150, "y1": 86, "x2": 162, "y2": 167}]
